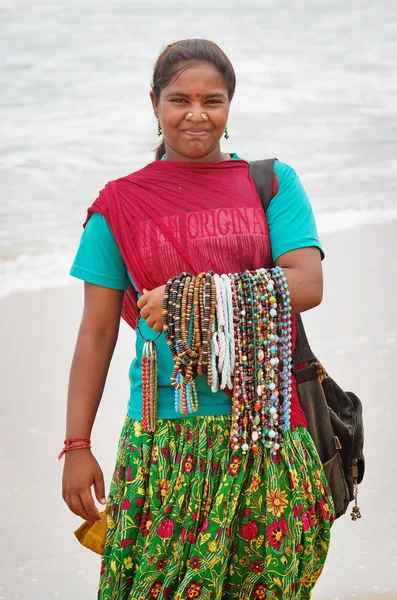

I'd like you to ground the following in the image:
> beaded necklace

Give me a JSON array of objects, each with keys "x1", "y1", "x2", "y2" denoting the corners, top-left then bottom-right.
[
  {"x1": 210, "y1": 316, "x2": 220, "y2": 393},
  {"x1": 214, "y1": 273, "x2": 226, "y2": 374},
  {"x1": 227, "y1": 268, "x2": 292, "y2": 453},
  {"x1": 220, "y1": 274, "x2": 234, "y2": 390},
  {"x1": 163, "y1": 272, "x2": 215, "y2": 416},
  {"x1": 230, "y1": 273, "x2": 245, "y2": 450},
  {"x1": 201, "y1": 272, "x2": 215, "y2": 382},
  {"x1": 195, "y1": 273, "x2": 205, "y2": 376},
  {"x1": 143, "y1": 266, "x2": 292, "y2": 453},
  {"x1": 272, "y1": 266, "x2": 293, "y2": 432},
  {"x1": 138, "y1": 328, "x2": 162, "y2": 433}
]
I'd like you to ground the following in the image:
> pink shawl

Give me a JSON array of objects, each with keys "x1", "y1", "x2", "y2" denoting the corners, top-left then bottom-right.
[{"x1": 85, "y1": 159, "x2": 272, "y2": 328}]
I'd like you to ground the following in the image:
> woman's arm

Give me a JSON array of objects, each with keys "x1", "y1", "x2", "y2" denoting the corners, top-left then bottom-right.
[
  {"x1": 275, "y1": 246, "x2": 323, "y2": 314},
  {"x1": 264, "y1": 162, "x2": 324, "y2": 314},
  {"x1": 62, "y1": 282, "x2": 124, "y2": 522},
  {"x1": 65, "y1": 282, "x2": 124, "y2": 437}
]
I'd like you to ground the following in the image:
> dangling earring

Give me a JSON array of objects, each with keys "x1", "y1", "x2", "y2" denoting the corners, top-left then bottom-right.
[
  {"x1": 157, "y1": 119, "x2": 162, "y2": 137},
  {"x1": 224, "y1": 125, "x2": 229, "y2": 140}
]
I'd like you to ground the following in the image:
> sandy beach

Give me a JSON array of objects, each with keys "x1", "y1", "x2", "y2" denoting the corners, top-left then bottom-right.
[{"x1": 0, "y1": 221, "x2": 396, "y2": 600}]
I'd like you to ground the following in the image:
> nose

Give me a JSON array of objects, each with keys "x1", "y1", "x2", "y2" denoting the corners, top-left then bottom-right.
[{"x1": 186, "y1": 111, "x2": 208, "y2": 122}]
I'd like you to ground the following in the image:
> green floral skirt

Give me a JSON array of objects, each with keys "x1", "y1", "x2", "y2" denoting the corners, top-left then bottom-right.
[{"x1": 98, "y1": 415, "x2": 334, "y2": 600}]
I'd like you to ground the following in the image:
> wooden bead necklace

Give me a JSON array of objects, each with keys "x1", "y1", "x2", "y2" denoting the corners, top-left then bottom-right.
[{"x1": 138, "y1": 327, "x2": 162, "y2": 433}]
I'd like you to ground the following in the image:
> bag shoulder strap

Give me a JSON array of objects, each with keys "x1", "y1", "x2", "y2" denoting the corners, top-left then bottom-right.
[
  {"x1": 292, "y1": 316, "x2": 316, "y2": 364},
  {"x1": 248, "y1": 159, "x2": 316, "y2": 365},
  {"x1": 248, "y1": 159, "x2": 276, "y2": 212}
]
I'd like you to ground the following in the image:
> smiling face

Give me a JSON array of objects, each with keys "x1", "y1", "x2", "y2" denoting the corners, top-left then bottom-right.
[{"x1": 150, "y1": 62, "x2": 231, "y2": 162}]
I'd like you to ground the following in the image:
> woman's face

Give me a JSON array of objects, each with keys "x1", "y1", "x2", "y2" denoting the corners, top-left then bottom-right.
[{"x1": 150, "y1": 62, "x2": 231, "y2": 162}]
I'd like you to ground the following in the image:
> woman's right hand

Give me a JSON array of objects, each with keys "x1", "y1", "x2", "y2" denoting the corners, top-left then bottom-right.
[
  {"x1": 62, "y1": 450, "x2": 106, "y2": 522},
  {"x1": 137, "y1": 284, "x2": 166, "y2": 332}
]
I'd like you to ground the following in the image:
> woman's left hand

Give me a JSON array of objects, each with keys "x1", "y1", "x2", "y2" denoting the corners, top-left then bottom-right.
[{"x1": 137, "y1": 285, "x2": 166, "y2": 332}]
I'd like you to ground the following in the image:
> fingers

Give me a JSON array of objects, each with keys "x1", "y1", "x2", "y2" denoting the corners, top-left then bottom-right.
[
  {"x1": 64, "y1": 490, "x2": 81, "y2": 519},
  {"x1": 137, "y1": 288, "x2": 152, "y2": 310},
  {"x1": 140, "y1": 304, "x2": 150, "y2": 320},
  {"x1": 145, "y1": 316, "x2": 155, "y2": 329},
  {"x1": 67, "y1": 493, "x2": 88, "y2": 519},
  {"x1": 65, "y1": 493, "x2": 80, "y2": 517},
  {"x1": 62, "y1": 455, "x2": 105, "y2": 522},
  {"x1": 142, "y1": 315, "x2": 163, "y2": 331},
  {"x1": 137, "y1": 293, "x2": 148, "y2": 310},
  {"x1": 80, "y1": 490, "x2": 103, "y2": 522},
  {"x1": 93, "y1": 472, "x2": 107, "y2": 506},
  {"x1": 64, "y1": 491, "x2": 102, "y2": 523},
  {"x1": 137, "y1": 285, "x2": 165, "y2": 330}
]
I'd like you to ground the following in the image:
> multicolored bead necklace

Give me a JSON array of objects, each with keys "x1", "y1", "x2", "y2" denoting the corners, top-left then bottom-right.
[
  {"x1": 142, "y1": 267, "x2": 292, "y2": 453},
  {"x1": 227, "y1": 268, "x2": 293, "y2": 453}
]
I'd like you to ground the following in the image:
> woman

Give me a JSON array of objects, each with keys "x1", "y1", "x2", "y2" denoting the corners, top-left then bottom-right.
[{"x1": 62, "y1": 39, "x2": 334, "y2": 599}]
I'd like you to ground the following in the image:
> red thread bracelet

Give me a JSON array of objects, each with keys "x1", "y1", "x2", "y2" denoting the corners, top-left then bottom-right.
[
  {"x1": 64, "y1": 437, "x2": 91, "y2": 445},
  {"x1": 58, "y1": 443, "x2": 91, "y2": 461}
]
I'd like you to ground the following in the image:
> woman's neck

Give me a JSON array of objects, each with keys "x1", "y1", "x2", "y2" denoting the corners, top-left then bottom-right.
[{"x1": 163, "y1": 144, "x2": 227, "y2": 163}]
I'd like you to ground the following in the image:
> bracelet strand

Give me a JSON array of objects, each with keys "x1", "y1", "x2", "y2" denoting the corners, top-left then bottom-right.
[
  {"x1": 58, "y1": 443, "x2": 91, "y2": 460},
  {"x1": 64, "y1": 437, "x2": 91, "y2": 445}
]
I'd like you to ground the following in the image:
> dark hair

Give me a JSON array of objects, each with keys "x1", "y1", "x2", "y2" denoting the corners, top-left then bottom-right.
[{"x1": 152, "y1": 39, "x2": 236, "y2": 160}]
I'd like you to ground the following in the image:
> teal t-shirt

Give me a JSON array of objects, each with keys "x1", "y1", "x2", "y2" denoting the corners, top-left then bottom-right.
[{"x1": 70, "y1": 159, "x2": 323, "y2": 420}]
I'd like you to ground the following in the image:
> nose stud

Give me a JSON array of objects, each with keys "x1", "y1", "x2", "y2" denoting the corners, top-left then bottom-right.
[{"x1": 185, "y1": 112, "x2": 209, "y2": 121}]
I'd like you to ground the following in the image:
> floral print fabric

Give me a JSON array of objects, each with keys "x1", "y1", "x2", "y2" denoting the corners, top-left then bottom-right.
[{"x1": 98, "y1": 415, "x2": 334, "y2": 600}]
